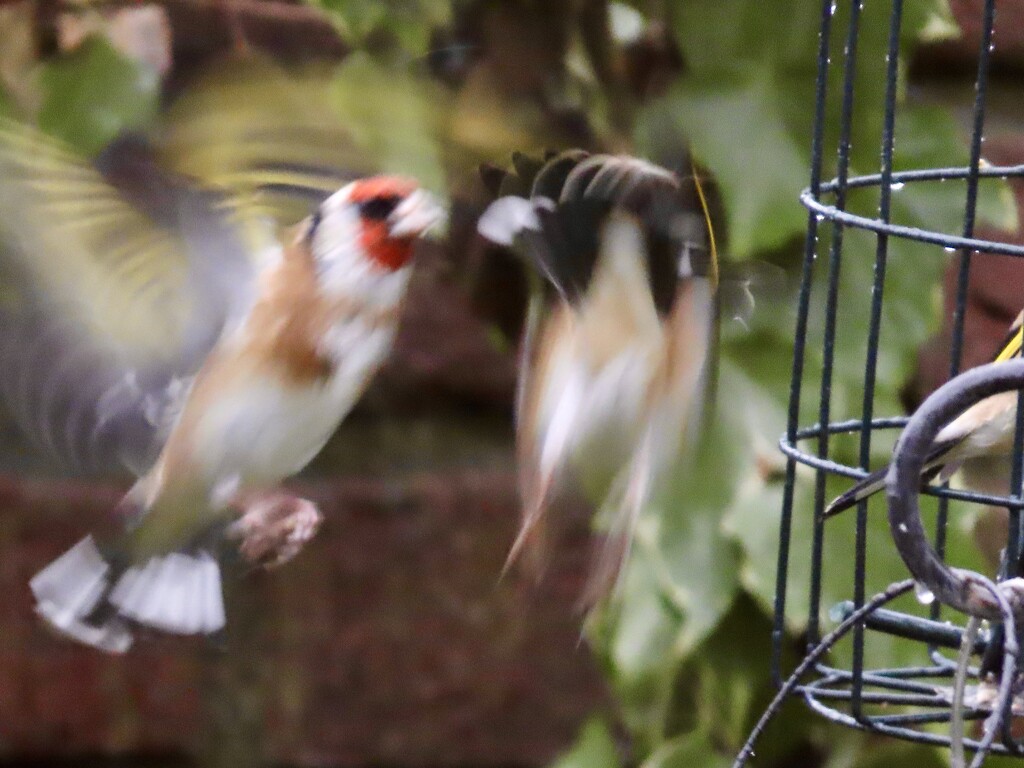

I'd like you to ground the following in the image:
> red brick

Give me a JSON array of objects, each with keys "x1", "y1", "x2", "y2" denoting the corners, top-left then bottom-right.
[{"x1": 0, "y1": 468, "x2": 607, "y2": 766}]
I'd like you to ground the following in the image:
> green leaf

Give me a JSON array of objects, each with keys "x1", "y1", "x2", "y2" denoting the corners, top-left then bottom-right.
[
  {"x1": 642, "y1": 729, "x2": 731, "y2": 768},
  {"x1": 331, "y1": 54, "x2": 448, "y2": 193},
  {"x1": 901, "y1": 0, "x2": 961, "y2": 44},
  {"x1": 642, "y1": 0, "x2": 976, "y2": 262},
  {"x1": 590, "y1": 360, "x2": 776, "y2": 753},
  {"x1": 667, "y1": 0, "x2": 821, "y2": 75},
  {"x1": 36, "y1": 36, "x2": 159, "y2": 156},
  {"x1": 322, "y1": 0, "x2": 389, "y2": 42},
  {"x1": 890, "y1": 103, "x2": 1018, "y2": 235},
  {"x1": 596, "y1": 550, "x2": 684, "y2": 752},
  {"x1": 0, "y1": 85, "x2": 13, "y2": 119},
  {"x1": 311, "y1": 0, "x2": 451, "y2": 55},
  {"x1": 638, "y1": 69, "x2": 809, "y2": 258},
  {"x1": 820, "y1": 732, "x2": 950, "y2": 768},
  {"x1": 657, "y1": 594, "x2": 815, "y2": 764},
  {"x1": 649, "y1": 391, "x2": 749, "y2": 653},
  {"x1": 551, "y1": 717, "x2": 622, "y2": 768}
]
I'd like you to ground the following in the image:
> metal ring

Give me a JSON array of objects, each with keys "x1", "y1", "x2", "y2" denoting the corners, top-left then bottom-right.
[
  {"x1": 887, "y1": 359, "x2": 1024, "y2": 619},
  {"x1": 801, "y1": 165, "x2": 1024, "y2": 258}
]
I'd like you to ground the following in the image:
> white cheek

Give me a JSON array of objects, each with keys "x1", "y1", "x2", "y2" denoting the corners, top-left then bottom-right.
[{"x1": 311, "y1": 197, "x2": 367, "y2": 287}]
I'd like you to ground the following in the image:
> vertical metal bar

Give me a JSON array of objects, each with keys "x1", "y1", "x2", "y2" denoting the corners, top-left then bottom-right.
[
  {"x1": 1009, "y1": 395, "x2": 1024, "y2": 578},
  {"x1": 931, "y1": 0, "x2": 995, "y2": 624},
  {"x1": 1013, "y1": 389, "x2": 1024, "y2": 577},
  {"x1": 808, "y1": 0, "x2": 863, "y2": 650},
  {"x1": 1001, "y1": 390, "x2": 1024, "y2": 753},
  {"x1": 771, "y1": 0, "x2": 836, "y2": 687},
  {"x1": 851, "y1": 0, "x2": 903, "y2": 721}
]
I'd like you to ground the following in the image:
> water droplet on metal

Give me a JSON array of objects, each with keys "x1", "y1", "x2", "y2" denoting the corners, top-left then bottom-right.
[
  {"x1": 898, "y1": 522, "x2": 908, "y2": 533},
  {"x1": 829, "y1": 602, "x2": 850, "y2": 622},
  {"x1": 890, "y1": 181, "x2": 905, "y2": 191},
  {"x1": 830, "y1": 1, "x2": 837, "y2": 14},
  {"x1": 915, "y1": 582, "x2": 936, "y2": 605},
  {"x1": 944, "y1": 246, "x2": 956, "y2": 253}
]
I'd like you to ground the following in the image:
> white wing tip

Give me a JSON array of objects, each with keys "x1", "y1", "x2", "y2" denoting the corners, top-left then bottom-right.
[{"x1": 478, "y1": 197, "x2": 551, "y2": 246}]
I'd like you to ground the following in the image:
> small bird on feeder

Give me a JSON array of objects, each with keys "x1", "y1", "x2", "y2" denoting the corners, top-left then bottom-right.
[
  {"x1": 824, "y1": 310, "x2": 1024, "y2": 518},
  {"x1": 0, "y1": 116, "x2": 445, "y2": 653},
  {"x1": 476, "y1": 150, "x2": 719, "y2": 603}
]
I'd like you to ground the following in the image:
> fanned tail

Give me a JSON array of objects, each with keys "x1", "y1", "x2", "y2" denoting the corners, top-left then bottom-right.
[{"x1": 30, "y1": 535, "x2": 225, "y2": 653}]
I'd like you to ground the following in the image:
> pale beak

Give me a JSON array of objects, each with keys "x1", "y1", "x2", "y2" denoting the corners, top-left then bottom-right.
[{"x1": 388, "y1": 189, "x2": 448, "y2": 239}]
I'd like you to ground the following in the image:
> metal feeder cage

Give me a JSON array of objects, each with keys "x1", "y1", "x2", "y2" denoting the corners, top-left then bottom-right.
[{"x1": 765, "y1": 0, "x2": 1024, "y2": 762}]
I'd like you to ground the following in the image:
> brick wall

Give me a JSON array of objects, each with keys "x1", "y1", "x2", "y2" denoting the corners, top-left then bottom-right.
[{"x1": 0, "y1": 469, "x2": 608, "y2": 766}]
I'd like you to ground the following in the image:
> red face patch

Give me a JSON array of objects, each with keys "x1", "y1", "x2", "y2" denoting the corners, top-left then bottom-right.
[
  {"x1": 359, "y1": 220, "x2": 415, "y2": 272},
  {"x1": 349, "y1": 176, "x2": 421, "y2": 272},
  {"x1": 348, "y1": 176, "x2": 418, "y2": 204}
]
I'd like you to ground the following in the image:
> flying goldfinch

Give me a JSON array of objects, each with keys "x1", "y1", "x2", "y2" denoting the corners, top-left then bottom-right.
[
  {"x1": 476, "y1": 150, "x2": 718, "y2": 601},
  {"x1": 0, "y1": 70, "x2": 445, "y2": 652}
]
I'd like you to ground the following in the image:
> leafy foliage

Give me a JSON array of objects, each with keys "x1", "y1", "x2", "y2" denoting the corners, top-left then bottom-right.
[
  {"x1": 306, "y1": 0, "x2": 452, "y2": 56},
  {"x1": 37, "y1": 37, "x2": 160, "y2": 156},
  {"x1": 2, "y1": 1, "x2": 1014, "y2": 766},
  {"x1": 586, "y1": 0, "x2": 1015, "y2": 766}
]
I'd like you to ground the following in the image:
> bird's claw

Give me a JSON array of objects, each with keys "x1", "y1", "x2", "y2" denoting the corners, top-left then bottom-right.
[{"x1": 227, "y1": 492, "x2": 322, "y2": 569}]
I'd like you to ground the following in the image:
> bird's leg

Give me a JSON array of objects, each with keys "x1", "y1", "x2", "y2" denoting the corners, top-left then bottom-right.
[{"x1": 225, "y1": 490, "x2": 322, "y2": 569}]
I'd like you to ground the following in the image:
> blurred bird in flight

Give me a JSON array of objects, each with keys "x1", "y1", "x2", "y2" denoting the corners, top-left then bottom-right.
[
  {"x1": 0, "y1": 60, "x2": 446, "y2": 652},
  {"x1": 476, "y1": 150, "x2": 719, "y2": 604}
]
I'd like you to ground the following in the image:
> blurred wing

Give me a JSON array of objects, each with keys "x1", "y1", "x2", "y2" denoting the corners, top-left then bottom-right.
[
  {"x1": 477, "y1": 150, "x2": 721, "y2": 596},
  {"x1": 506, "y1": 301, "x2": 574, "y2": 575},
  {"x1": 159, "y1": 56, "x2": 374, "y2": 229},
  {"x1": 0, "y1": 118, "x2": 257, "y2": 474},
  {"x1": 479, "y1": 150, "x2": 718, "y2": 315}
]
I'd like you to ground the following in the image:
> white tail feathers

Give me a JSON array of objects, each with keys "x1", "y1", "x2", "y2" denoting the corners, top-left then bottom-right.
[
  {"x1": 109, "y1": 550, "x2": 224, "y2": 634},
  {"x1": 31, "y1": 537, "x2": 133, "y2": 653},
  {"x1": 30, "y1": 535, "x2": 225, "y2": 653}
]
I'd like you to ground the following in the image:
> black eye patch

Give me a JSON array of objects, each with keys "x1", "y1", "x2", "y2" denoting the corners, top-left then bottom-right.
[
  {"x1": 359, "y1": 195, "x2": 403, "y2": 221},
  {"x1": 307, "y1": 207, "x2": 323, "y2": 240}
]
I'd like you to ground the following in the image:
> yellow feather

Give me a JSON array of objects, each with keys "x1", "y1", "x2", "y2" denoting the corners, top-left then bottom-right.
[
  {"x1": 995, "y1": 325, "x2": 1023, "y2": 362},
  {"x1": 690, "y1": 157, "x2": 719, "y2": 290}
]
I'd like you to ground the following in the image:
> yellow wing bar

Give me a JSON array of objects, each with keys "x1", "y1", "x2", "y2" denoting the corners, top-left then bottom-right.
[{"x1": 995, "y1": 323, "x2": 1024, "y2": 362}]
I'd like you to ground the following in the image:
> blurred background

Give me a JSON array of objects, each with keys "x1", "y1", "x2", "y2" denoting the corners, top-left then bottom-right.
[{"x1": 3, "y1": 1, "x2": 1024, "y2": 767}]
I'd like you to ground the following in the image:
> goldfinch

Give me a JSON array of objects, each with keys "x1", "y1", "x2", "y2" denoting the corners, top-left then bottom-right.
[
  {"x1": 476, "y1": 150, "x2": 718, "y2": 601},
  {"x1": 824, "y1": 310, "x2": 1024, "y2": 517},
  {"x1": 0, "y1": 112, "x2": 444, "y2": 652}
]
